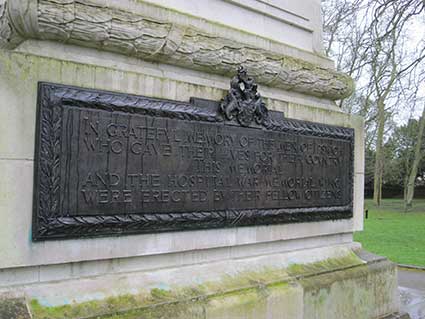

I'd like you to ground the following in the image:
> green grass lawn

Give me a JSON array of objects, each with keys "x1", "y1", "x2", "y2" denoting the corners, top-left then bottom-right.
[{"x1": 354, "y1": 199, "x2": 425, "y2": 267}]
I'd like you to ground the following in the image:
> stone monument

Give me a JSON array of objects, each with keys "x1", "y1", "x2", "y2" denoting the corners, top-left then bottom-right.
[{"x1": 0, "y1": 0, "x2": 404, "y2": 318}]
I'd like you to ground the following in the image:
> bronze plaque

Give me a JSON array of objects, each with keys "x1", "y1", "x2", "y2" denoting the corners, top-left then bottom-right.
[{"x1": 33, "y1": 80, "x2": 353, "y2": 241}]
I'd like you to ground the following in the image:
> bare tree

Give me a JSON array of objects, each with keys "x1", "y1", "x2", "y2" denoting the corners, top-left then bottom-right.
[
  {"x1": 322, "y1": 0, "x2": 425, "y2": 206},
  {"x1": 405, "y1": 103, "x2": 425, "y2": 210},
  {"x1": 322, "y1": 0, "x2": 371, "y2": 109},
  {"x1": 402, "y1": 64, "x2": 425, "y2": 209},
  {"x1": 369, "y1": 0, "x2": 425, "y2": 206}
]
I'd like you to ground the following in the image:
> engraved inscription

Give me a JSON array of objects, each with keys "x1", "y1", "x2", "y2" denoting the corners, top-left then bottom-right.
[
  {"x1": 33, "y1": 83, "x2": 354, "y2": 241},
  {"x1": 61, "y1": 109, "x2": 350, "y2": 215}
]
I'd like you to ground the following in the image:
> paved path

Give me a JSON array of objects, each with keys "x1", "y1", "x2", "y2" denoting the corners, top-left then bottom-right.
[{"x1": 399, "y1": 268, "x2": 425, "y2": 319}]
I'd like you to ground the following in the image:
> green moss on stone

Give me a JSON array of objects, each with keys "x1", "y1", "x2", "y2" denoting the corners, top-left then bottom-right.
[
  {"x1": 28, "y1": 252, "x2": 367, "y2": 319},
  {"x1": 287, "y1": 252, "x2": 363, "y2": 277},
  {"x1": 0, "y1": 298, "x2": 31, "y2": 319}
]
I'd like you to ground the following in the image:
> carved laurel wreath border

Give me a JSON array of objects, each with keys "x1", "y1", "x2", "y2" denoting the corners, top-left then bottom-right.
[{"x1": 32, "y1": 83, "x2": 355, "y2": 241}]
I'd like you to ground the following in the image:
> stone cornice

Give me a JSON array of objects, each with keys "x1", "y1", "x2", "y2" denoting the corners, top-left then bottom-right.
[{"x1": 0, "y1": 0, "x2": 354, "y2": 100}]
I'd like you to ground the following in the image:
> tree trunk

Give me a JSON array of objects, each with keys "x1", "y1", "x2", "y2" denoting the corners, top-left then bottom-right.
[
  {"x1": 373, "y1": 98, "x2": 385, "y2": 206},
  {"x1": 404, "y1": 104, "x2": 425, "y2": 210},
  {"x1": 403, "y1": 171, "x2": 409, "y2": 200}
]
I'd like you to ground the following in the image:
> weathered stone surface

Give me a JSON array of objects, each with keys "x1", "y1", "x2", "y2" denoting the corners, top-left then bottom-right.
[
  {"x1": 381, "y1": 313, "x2": 412, "y2": 319},
  {"x1": 0, "y1": 298, "x2": 31, "y2": 319},
  {"x1": 0, "y1": 249, "x2": 398, "y2": 319},
  {"x1": 0, "y1": 0, "x2": 354, "y2": 100},
  {"x1": 302, "y1": 251, "x2": 399, "y2": 319},
  {"x1": 0, "y1": 47, "x2": 361, "y2": 270},
  {"x1": 143, "y1": 0, "x2": 323, "y2": 53}
]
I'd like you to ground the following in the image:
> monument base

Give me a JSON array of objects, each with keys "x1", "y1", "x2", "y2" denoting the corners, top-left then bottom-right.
[{"x1": 1, "y1": 245, "x2": 402, "y2": 319}]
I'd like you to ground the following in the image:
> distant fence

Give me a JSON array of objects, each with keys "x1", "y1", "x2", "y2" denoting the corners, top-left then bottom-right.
[{"x1": 364, "y1": 185, "x2": 425, "y2": 199}]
